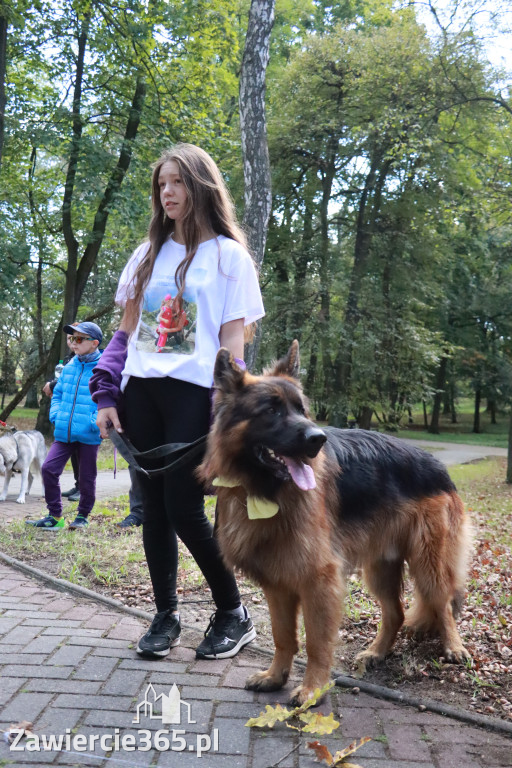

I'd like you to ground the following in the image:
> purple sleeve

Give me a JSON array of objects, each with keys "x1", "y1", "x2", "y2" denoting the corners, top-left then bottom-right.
[{"x1": 89, "y1": 330, "x2": 129, "y2": 410}]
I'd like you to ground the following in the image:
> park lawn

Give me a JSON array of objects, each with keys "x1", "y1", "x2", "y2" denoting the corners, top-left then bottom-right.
[
  {"x1": 395, "y1": 398, "x2": 509, "y2": 448},
  {"x1": 0, "y1": 495, "x2": 219, "y2": 598},
  {"x1": 449, "y1": 458, "x2": 512, "y2": 548}
]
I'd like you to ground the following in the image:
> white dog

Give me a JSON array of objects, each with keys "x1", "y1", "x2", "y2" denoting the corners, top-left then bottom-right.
[{"x1": 0, "y1": 430, "x2": 46, "y2": 504}]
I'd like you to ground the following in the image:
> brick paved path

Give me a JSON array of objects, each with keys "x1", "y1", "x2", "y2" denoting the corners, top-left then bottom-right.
[{"x1": 0, "y1": 563, "x2": 510, "y2": 768}]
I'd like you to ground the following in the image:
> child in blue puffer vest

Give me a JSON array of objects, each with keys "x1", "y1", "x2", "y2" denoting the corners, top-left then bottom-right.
[{"x1": 27, "y1": 322, "x2": 103, "y2": 531}]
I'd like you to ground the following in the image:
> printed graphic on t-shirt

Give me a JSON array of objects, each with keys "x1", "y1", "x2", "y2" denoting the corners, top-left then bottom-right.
[{"x1": 136, "y1": 278, "x2": 197, "y2": 355}]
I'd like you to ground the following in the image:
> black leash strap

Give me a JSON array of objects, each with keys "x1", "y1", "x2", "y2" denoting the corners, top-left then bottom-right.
[{"x1": 108, "y1": 428, "x2": 207, "y2": 478}]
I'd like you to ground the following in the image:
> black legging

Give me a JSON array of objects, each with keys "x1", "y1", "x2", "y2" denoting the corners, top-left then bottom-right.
[{"x1": 123, "y1": 375, "x2": 241, "y2": 613}]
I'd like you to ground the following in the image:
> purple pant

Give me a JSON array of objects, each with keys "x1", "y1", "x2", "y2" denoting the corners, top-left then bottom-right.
[{"x1": 42, "y1": 441, "x2": 99, "y2": 518}]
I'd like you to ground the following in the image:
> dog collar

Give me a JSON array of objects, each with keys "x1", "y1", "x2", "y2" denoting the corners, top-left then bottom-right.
[{"x1": 212, "y1": 477, "x2": 279, "y2": 519}]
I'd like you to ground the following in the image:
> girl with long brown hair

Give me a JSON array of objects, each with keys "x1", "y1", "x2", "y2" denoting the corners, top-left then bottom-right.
[{"x1": 91, "y1": 143, "x2": 264, "y2": 659}]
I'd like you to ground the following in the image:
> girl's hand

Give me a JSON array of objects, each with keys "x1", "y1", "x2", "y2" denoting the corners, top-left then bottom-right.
[{"x1": 97, "y1": 407, "x2": 123, "y2": 439}]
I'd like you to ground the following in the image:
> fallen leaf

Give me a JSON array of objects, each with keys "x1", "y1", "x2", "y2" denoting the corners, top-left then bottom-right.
[
  {"x1": 331, "y1": 736, "x2": 372, "y2": 764},
  {"x1": 3, "y1": 721, "x2": 34, "y2": 744},
  {"x1": 299, "y1": 711, "x2": 340, "y2": 735},
  {"x1": 245, "y1": 704, "x2": 291, "y2": 728},
  {"x1": 307, "y1": 740, "x2": 333, "y2": 764}
]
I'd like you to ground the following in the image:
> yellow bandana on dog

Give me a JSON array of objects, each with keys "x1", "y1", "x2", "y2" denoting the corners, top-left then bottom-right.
[{"x1": 212, "y1": 477, "x2": 279, "y2": 519}]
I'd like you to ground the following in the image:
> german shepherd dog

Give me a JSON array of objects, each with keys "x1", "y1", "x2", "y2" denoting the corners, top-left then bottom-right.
[{"x1": 199, "y1": 341, "x2": 472, "y2": 706}]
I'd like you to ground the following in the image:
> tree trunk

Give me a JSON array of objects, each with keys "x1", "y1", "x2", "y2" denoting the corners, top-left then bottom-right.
[
  {"x1": 28, "y1": 147, "x2": 46, "y2": 363},
  {"x1": 24, "y1": 385, "x2": 39, "y2": 409},
  {"x1": 331, "y1": 150, "x2": 392, "y2": 427},
  {"x1": 318, "y1": 144, "x2": 337, "y2": 418},
  {"x1": 0, "y1": 13, "x2": 7, "y2": 170},
  {"x1": 450, "y1": 383, "x2": 457, "y2": 424},
  {"x1": 429, "y1": 355, "x2": 448, "y2": 434},
  {"x1": 358, "y1": 406, "x2": 373, "y2": 430},
  {"x1": 239, "y1": 0, "x2": 275, "y2": 371},
  {"x1": 36, "y1": 395, "x2": 52, "y2": 437},
  {"x1": 61, "y1": 14, "x2": 89, "y2": 356},
  {"x1": 473, "y1": 388, "x2": 481, "y2": 434},
  {"x1": 506, "y1": 410, "x2": 512, "y2": 484},
  {"x1": 291, "y1": 196, "x2": 314, "y2": 342},
  {"x1": 305, "y1": 347, "x2": 317, "y2": 400},
  {"x1": 74, "y1": 74, "x2": 147, "y2": 308},
  {"x1": 27, "y1": 73, "x2": 146, "y2": 433}
]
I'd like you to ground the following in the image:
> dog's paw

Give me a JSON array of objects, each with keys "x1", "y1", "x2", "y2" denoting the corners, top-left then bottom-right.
[
  {"x1": 288, "y1": 684, "x2": 324, "y2": 708},
  {"x1": 354, "y1": 649, "x2": 385, "y2": 672},
  {"x1": 0, "y1": 496, "x2": 6, "y2": 502},
  {"x1": 443, "y1": 645, "x2": 471, "y2": 664},
  {"x1": 15, "y1": 497, "x2": 26, "y2": 504},
  {"x1": 245, "y1": 670, "x2": 285, "y2": 693}
]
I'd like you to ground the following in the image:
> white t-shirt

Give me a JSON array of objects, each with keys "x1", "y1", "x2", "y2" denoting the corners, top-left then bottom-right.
[{"x1": 115, "y1": 235, "x2": 265, "y2": 390}]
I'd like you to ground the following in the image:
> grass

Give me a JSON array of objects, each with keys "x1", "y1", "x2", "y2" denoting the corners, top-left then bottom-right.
[
  {"x1": 96, "y1": 441, "x2": 129, "y2": 472},
  {"x1": 4, "y1": 406, "x2": 40, "y2": 422},
  {"x1": 0, "y1": 497, "x2": 142, "y2": 588},
  {"x1": 395, "y1": 426, "x2": 508, "y2": 448},
  {"x1": 0, "y1": 495, "x2": 217, "y2": 593},
  {"x1": 394, "y1": 399, "x2": 509, "y2": 448},
  {"x1": 450, "y1": 457, "x2": 512, "y2": 549}
]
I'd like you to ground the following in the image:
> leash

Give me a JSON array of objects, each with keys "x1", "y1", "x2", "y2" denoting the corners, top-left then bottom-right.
[{"x1": 107, "y1": 427, "x2": 207, "y2": 478}]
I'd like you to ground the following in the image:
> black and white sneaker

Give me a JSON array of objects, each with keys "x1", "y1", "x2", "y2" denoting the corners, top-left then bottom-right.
[
  {"x1": 195, "y1": 607, "x2": 256, "y2": 659},
  {"x1": 136, "y1": 610, "x2": 181, "y2": 657}
]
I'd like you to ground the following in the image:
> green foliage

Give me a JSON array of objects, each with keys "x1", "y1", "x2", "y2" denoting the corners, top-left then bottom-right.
[
  {"x1": 2, "y1": 0, "x2": 512, "y2": 441},
  {"x1": 0, "y1": 0, "x2": 243, "y2": 420},
  {"x1": 260, "y1": 3, "x2": 512, "y2": 429}
]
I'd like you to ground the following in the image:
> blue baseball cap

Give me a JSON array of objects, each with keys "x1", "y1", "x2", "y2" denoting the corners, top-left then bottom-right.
[{"x1": 63, "y1": 321, "x2": 103, "y2": 344}]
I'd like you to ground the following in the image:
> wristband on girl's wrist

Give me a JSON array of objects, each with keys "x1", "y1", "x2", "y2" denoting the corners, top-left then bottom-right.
[{"x1": 234, "y1": 357, "x2": 246, "y2": 370}]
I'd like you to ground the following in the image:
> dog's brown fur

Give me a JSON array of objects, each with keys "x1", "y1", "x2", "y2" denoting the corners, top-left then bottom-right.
[{"x1": 199, "y1": 341, "x2": 472, "y2": 705}]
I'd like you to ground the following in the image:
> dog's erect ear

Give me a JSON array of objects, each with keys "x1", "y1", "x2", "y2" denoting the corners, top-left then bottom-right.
[
  {"x1": 214, "y1": 348, "x2": 246, "y2": 393},
  {"x1": 270, "y1": 340, "x2": 300, "y2": 379}
]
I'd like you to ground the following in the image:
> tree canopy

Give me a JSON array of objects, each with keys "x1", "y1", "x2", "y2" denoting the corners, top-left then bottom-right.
[{"x1": 1, "y1": 0, "x2": 512, "y2": 442}]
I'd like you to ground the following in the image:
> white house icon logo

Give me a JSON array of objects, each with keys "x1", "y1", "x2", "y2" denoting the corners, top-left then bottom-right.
[{"x1": 133, "y1": 683, "x2": 196, "y2": 725}]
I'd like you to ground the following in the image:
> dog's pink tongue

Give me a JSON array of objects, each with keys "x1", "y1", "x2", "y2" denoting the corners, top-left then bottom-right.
[{"x1": 281, "y1": 457, "x2": 316, "y2": 491}]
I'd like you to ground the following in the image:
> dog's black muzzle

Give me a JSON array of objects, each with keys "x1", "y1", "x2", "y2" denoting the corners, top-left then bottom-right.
[{"x1": 303, "y1": 425, "x2": 327, "y2": 458}]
